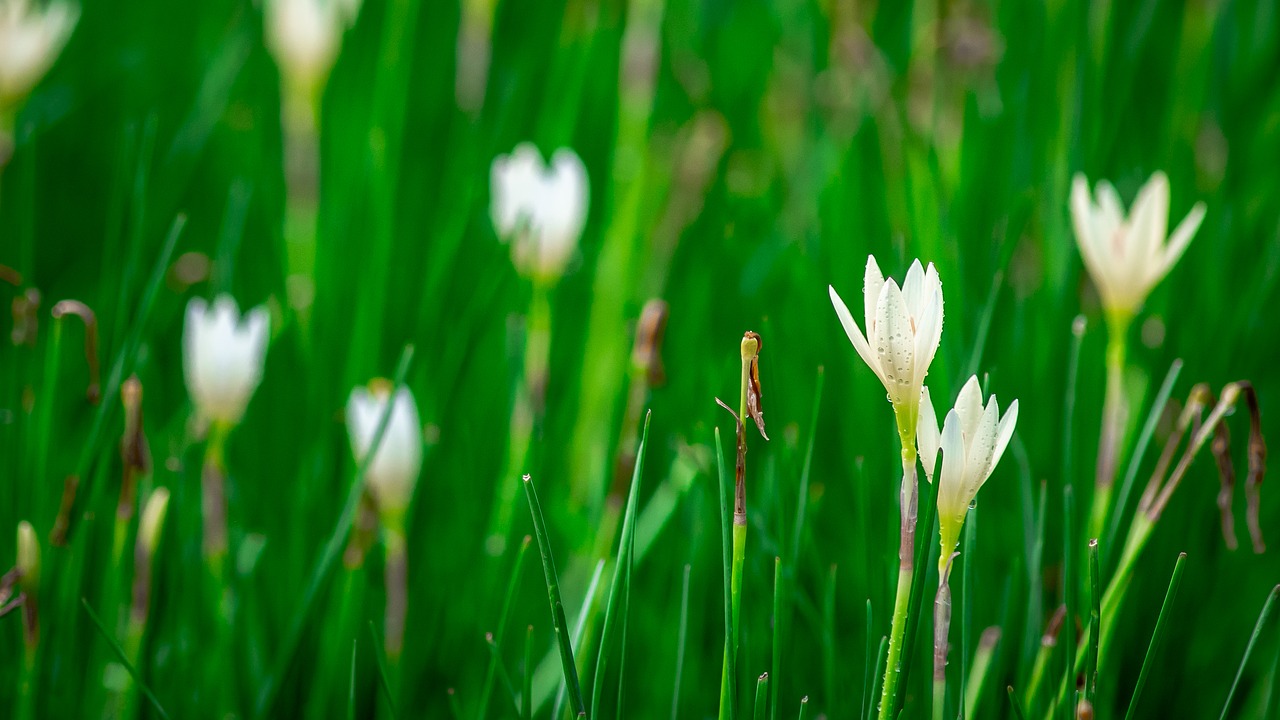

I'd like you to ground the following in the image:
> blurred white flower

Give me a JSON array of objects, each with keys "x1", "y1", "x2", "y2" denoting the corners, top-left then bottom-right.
[
  {"x1": 183, "y1": 295, "x2": 270, "y2": 427},
  {"x1": 490, "y1": 142, "x2": 589, "y2": 282},
  {"x1": 1070, "y1": 171, "x2": 1206, "y2": 318},
  {"x1": 918, "y1": 376, "x2": 1018, "y2": 567},
  {"x1": 347, "y1": 381, "x2": 422, "y2": 522},
  {"x1": 0, "y1": 0, "x2": 78, "y2": 110},
  {"x1": 829, "y1": 255, "x2": 944, "y2": 437},
  {"x1": 263, "y1": 0, "x2": 360, "y2": 96}
]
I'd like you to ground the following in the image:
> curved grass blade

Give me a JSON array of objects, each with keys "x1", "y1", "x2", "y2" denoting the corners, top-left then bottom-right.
[
  {"x1": 479, "y1": 535, "x2": 533, "y2": 719},
  {"x1": 81, "y1": 599, "x2": 170, "y2": 720},
  {"x1": 771, "y1": 557, "x2": 783, "y2": 720},
  {"x1": 547, "y1": 559, "x2": 606, "y2": 719},
  {"x1": 1123, "y1": 553, "x2": 1187, "y2": 720},
  {"x1": 591, "y1": 413, "x2": 650, "y2": 718},
  {"x1": 1218, "y1": 584, "x2": 1280, "y2": 720},
  {"x1": 254, "y1": 345, "x2": 415, "y2": 719},
  {"x1": 524, "y1": 474, "x2": 587, "y2": 717},
  {"x1": 867, "y1": 637, "x2": 887, "y2": 720},
  {"x1": 790, "y1": 367, "x2": 824, "y2": 566}
]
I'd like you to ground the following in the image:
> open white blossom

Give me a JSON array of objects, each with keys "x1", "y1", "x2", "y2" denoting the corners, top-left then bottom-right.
[
  {"x1": 1070, "y1": 171, "x2": 1206, "y2": 318},
  {"x1": 829, "y1": 255, "x2": 944, "y2": 435},
  {"x1": 183, "y1": 295, "x2": 270, "y2": 427},
  {"x1": 347, "y1": 381, "x2": 422, "y2": 522},
  {"x1": 490, "y1": 142, "x2": 589, "y2": 282},
  {"x1": 918, "y1": 376, "x2": 1018, "y2": 568},
  {"x1": 0, "y1": 0, "x2": 78, "y2": 110},
  {"x1": 263, "y1": 0, "x2": 360, "y2": 96}
]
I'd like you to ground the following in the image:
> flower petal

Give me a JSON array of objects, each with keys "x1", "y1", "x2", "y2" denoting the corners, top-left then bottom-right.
[
  {"x1": 1129, "y1": 171, "x2": 1170, "y2": 284},
  {"x1": 829, "y1": 285, "x2": 883, "y2": 383},
  {"x1": 863, "y1": 255, "x2": 885, "y2": 345},
  {"x1": 938, "y1": 409, "x2": 966, "y2": 519},
  {"x1": 1159, "y1": 201, "x2": 1206, "y2": 281},
  {"x1": 1071, "y1": 174, "x2": 1114, "y2": 304},
  {"x1": 991, "y1": 398, "x2": 1019, "y2": 472},
  {"x1": 968, "y1": 396, "x2": 1000, "y2": 496},
  {"x1": 912, "y1": 263, "x2": 944, "y2": 388},
  {"x1": 875, "y1": 279, "x2": 914, "y2": 407},
  {"x1": 954, "y1": 375, "x2": 984, "y2": 440},
  {"x1": 918, "y1": 387, "x2": 940, "y2": 482},
  {"x1": 901, "y1": 259, "x2": 925, "y2": 319}
]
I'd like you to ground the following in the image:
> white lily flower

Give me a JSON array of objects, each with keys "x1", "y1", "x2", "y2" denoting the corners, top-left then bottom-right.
[
  {"x1": 0, "y1": 0, "x2": 78, "y2": 110},
  {"x1": 829, "y1": 255, "x2": 944, "y2": 439},
  {"x1": 490, "y1": 142, "x2": 589, "y2": 283},
  {"x1": 347, "y1": 381, "x2": 422, "y2": 523},
  {"x1": 919, "y1": 376, "x2": 1018, "y2": 569},
  {"x1": 1070, "y1": 171, "x2": 1206, "y2": 318},
  {"x1": 263, "y1": 0, "x2": 360, "y2": 97},
  {"x1": 183, "y1": 295, "x2": 270, "y2": 427}
]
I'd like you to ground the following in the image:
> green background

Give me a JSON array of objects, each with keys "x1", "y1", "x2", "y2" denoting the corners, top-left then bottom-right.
[{"x1": 1, "y1": 0, "x2": 1278, "y2": 717}]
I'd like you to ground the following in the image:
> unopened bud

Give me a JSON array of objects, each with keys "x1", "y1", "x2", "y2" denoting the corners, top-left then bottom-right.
[
  {"x1": 16, "y1": 520, "x2": 39, "y2": 649},
  {"x1": 138, "y1": 488, "x2": 170, "y2": 559}
]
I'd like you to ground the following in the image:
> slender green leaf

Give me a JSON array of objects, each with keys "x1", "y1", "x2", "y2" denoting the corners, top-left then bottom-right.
[
  {"x1": 1218, "y1": 584, "x2": 1280, "y2": 720},
  {"x1": 524, "y1": 474, "x2": 587, "y2": 718},
  {"x1": 479, "y1": 535, "x2": 533, "y2": 719},
  {"x1": 1124, "y1": 553, "x2": 1187, "y2": 720},
  {"x1": 81, "y1": 599, "x2": 170, "y2": 720}
]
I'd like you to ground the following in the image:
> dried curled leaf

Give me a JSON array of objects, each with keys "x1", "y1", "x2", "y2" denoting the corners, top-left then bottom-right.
[{"x1": 742, "y1": 331, "x2": 768, "y2": 440}]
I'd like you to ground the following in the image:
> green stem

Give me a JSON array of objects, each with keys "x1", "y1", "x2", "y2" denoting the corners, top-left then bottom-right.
[
  {"x1": 201, "y1": 422, "x2": 230, "y2": 584},
  {"x1": 486, "y1": 281, "x2": 552, "y2": 556},
  {"x1": 1089, "y1": 312, "x2": 1131, "y2": 538},
  {"x1": 881, "y1": 567, "x2": 913, "y2": 720}
]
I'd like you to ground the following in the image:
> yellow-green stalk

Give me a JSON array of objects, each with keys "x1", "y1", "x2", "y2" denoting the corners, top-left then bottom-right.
[{"x1": 117, "y1": 487, "x2": 170, "y2": 719}]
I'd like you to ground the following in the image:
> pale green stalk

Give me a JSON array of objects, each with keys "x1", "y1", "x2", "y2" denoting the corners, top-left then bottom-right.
[
  {"x1": 1088, "y1": 310, "x2": 1132, "y2": 538},
  {"x1": 880, "y1": 445, "x2": 919, "y2": 720}
]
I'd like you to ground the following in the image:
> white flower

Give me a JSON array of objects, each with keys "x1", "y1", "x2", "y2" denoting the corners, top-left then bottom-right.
[
  {"x1": 918, "y1": 376, "x2": 1018, "y2": 566},
  {"x1": 263, "y1": 0, "x2": 360, "y2": 95},
  {"x1": 183, "y1": 295, "x2": 270, "y2": 427},
  {"x1": 829, "y1": 255, "x2": 944, "y2": 433},
  {"x1": 490, "y1": 142, "x2": 589, "y2": 282},
  {"x1": 0, "y1": 0, "x2": 78, "y2": 109},
  {"x1": 1070, "y1": 171, "x2": 1206, "y2": 318},
  {"x1": 347, "y1": 381, "x2": 422, "y2": 521}
]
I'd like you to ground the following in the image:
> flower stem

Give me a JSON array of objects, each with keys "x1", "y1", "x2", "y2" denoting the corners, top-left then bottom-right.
[
  {"x1": 383, "y1": 523, "x2": 408, "y2": 665},
  {"x1": 932, "y1": 578, "x2": 952, "y2": 720},
  {"x1": 201, "y1": 422, "x2": 229, "y2": 585},
  {"x1": 880, "y1": 449, "x2": 919, "y2": 720},
  {"x1": 1089, "y1": 312, "x2": 1131, "y2": 538}
]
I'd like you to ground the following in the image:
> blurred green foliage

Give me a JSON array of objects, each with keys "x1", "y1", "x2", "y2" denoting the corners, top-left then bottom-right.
[{"x1": 1, "y1": 0, "x2": 1279, "y2": 717}]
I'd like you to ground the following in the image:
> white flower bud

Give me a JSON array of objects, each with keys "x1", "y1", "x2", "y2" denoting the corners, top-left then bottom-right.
[
  {"x1": 490, "y1": 143, "x2": 589, "y2": 282},
  {"x1": 0, "y1": 0, "x2": 78, "y2": 110},
  {"x1": 182, "y1": 295, "x2": 270, "y2": 427},
  {"x1": 347, "y1": 381, "x2": 422, "y2": 523}
]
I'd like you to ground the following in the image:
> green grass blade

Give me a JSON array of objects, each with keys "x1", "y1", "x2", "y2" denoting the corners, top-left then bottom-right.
[
  {"x1": 771, "y1": 557, "x2": 783, "y2": 720},
  {"x1": 1085, "y1": 539, "x2": 1100, "y2": 707},
  {"x1": 524, "y1": 625, "x2": 534, "y2": 720},
  {"x1": 861, "y1": 599, "x2": 873, "y2": 720},
  {"x1": 347, "y1": 640, "x2": 357, "y2": 720},
  {"x1": 755, "y1": 673, "x2": 770, "y2": 720},
  {"x1": 1007, "y1": 686, "x2": 1026, "y2": 720},
  {"x1": 717, "y1": 427, "x2": 737, "y2": 720},
  {"x1": 479, "y1": 535, "x2": 533, "y2": 719},
  {"x1": 367, "y1": 621, "x2": 397, "y2": 719},
  {"x1": 1104, "y1": 359, "x2": 1183, "y2": 571},
  {"x1": 790, "y1": 367, "x2": 825, "y2": 566},
  {"x1": 867, "y1": 637, "x2": 887, "y2": 720},
  {"x1": 254, "y1": 344, "x2": 415, "y2": 718},
  {"x1": 548, "y1": 559, "x2": 607, "y2": 720},
  {"x1": 524, "y1": 474, "x2": 587, "y2": 718},
  {"x1": 798, "y1": 696, "x2": 808, "y2": 720},
  {"x1": 591, "y1": 412, "x2": 650, "y2": 718},
  {"x1": 822, "y1": 565, "x2": 837, "y2": 714},
  {"x1": 672, "y1": 563, "x2": 691, "y2": 720},
  {"x1": 1061, "y1": 487, "x2": 1077, "y2": 720},
  {"x1": 1218, "y1": 584, "x2": 1280, "y2": 720},
  {"x1": 1124, "y1": 553, "x2": 1187, "y2": 720},
  {"x1": 81, "y1": 599, "x2": 170, "y2": 720}
]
